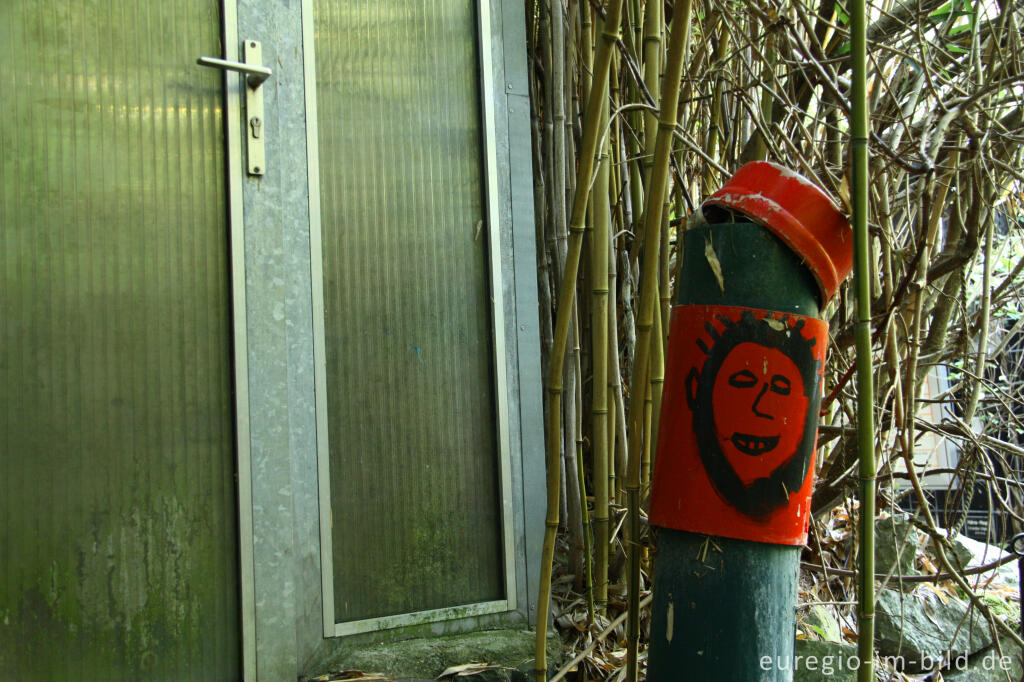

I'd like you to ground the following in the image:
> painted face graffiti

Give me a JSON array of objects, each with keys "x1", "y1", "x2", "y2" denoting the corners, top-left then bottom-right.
[
  {"x1": 712, "y1": 342, "x2": 809, "y2": 484},
  {"x1": 686, "y1": 311, "x2": 821, "y2": 518}
]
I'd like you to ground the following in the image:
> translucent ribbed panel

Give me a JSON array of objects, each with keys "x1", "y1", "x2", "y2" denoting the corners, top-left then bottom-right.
[
  {"x1": 314, "y1": 1, "x2": 504, "y2": 622},
  {"x1": 0, "y1": 2, "x2": 240, "y2": 679}
]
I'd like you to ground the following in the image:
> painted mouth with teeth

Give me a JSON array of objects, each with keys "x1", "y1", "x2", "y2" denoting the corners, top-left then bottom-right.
[{"x1": 729, "y1": 433, "x2": 780, "y2": 456}]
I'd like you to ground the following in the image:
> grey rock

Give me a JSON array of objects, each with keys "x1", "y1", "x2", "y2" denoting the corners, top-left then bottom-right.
[
  {"x1": 875, "y1": 515, "x2": 920, "y2": 585},
  {"x1": 875, "y1": 587, "x2": 995, "y2": 672},
  {"x1": 944, "y1": 638, "x2": 1024, "y2": 681},
  {"x1": 792, "y1": 639, "x2": 858, "y2": 682},
  {"x1": 803, "y1": 604, "x2": 843, "y2": 643},
  {"x1": 941, "y1": 534, "x2": 978, "y2": 569},
  {"x1": 949, "y1": 534, "x2": 1019, "y2": 592}
]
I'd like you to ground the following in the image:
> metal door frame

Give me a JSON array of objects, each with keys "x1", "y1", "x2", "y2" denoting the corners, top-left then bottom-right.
[
  {"x1": 221, "y1": 0, "x2": 258, "y2": 677},
  {"x1": 301, "y1": 0, "x2": 518, "y2": 638}
]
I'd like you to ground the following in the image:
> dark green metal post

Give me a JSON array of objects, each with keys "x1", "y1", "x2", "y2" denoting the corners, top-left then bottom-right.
[
  {"x1": 647, "y1": 222, "x2": 818, "y2": 680},
  {"x1": 647, "y1": 162, "x2": 852, "y2": 680}
]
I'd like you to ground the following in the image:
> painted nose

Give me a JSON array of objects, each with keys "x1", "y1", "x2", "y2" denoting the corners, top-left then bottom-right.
[{"x1": 751, "y1": 382, "x2": 773, "y2": 419}]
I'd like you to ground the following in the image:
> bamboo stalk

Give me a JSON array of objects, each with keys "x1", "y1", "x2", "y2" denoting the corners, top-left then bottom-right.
[
  {"x1": 625, "y1": 0, "x2": 647, "y2": 269},
  {"x1": 621, "y1": 225, "x2": 637, "y2": 380},
  {"x1": 753, "y1": 16, "x2": 774, "y2": 161},
  {"x1": 659, "y1": 196, "x2": 672, "y2": 355},
  {"x1": 609, "y1": 237, "x2": 625, "y2": 506},
  {"x1": 564, "y1": 308, "x2": 584, "y2": 583},
  {"x1": 851, "y1": 0, "x2": 876, "y2": 676},
  {"x1": 641, "y1": 298, "x2": 661, "y2": 573},
  {"x1": 592, "y1": 62, "x2": 612, "y2": 611},
  {"x1": 641, "y1": 375, "x2": 652, "y2": 508},
  {"x1": 538, "y1": 1, "x2": 556, "y2": 383},
  {"x1": 580, "y1": 0, "x2": 593, "y2": 108},
  {"x1": 642, "y1": 347, "x2": 652, "y2": 440},
  {"x1": 531, "y1": 113, "x2": 555, "y2": 384},
  {"x1": 609, "y1": 130, "x2": 623, "y2": 508},
  {"x1": 650, "y1": 207, "x2": 670, "y2": 474},
  {"x1": 551, "y1": 0, "x2": 567, "y2": 280},
  {"x1": 963, "y1": 168, "x2": 994, "y2": 426},
  {"x1": 625, "y1": 1, "x2": 692, "y2": 677},
  {"x1": 536, "y1": 1, "x2": 626, "y2": 677},
  {"x1": 575, "y1": 423, "x2": 596, "y2": 625},
  {"x1": 641, "y1": 0, "x2": 662, "y2": 170},
  {"x1": 704, "y1": 15, "x2": 730, "y2": 192},
  {"x1": 612, "y1": 331, "x2": 629, "y2": 506},
  {"x1": 629, "y1": 0, "x2": 641, "y2": 61},
  {"x1": 551, "y1": 0, "x2": 571, "y2": 534},
  {"x1": 646, "y1": 280, "x2": 664, "y2": 496},
  {"x1": 627, "y1": 144, "x2": 644, "y2": 246},
  {"x1": 573, "y1": 312, "x2": 591, "y2": 619}
]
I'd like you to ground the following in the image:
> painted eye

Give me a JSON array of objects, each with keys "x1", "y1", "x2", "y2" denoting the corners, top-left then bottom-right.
[
  {"x1": 728, "y1": 369, "x2": 758, "y2": 388},
  {"x1": 770, "y1": 375, "x2": 791, "y2": 395}
]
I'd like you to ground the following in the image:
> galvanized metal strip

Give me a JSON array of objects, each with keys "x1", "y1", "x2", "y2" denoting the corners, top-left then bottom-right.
[
  {"x1": 504, "y1": 88, "x2": 544, "y2": 624},
  {"x1": 298, "y1": 0, "x2": 337, "y2": 638},
  {"x1": 479, "y1": 0, "x2": 519, "y2": 615},
  {"x1": 222, "y1": 0, "x2": 258, "y2": 676}
]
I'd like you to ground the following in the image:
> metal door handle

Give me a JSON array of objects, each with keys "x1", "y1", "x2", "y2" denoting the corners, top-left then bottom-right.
[
  {"x1": 196, "y1": 56, "x2": 271, "y2": 88},
  {"x1": 197, "y1": 41, "x2": 268, "y2": 176}
]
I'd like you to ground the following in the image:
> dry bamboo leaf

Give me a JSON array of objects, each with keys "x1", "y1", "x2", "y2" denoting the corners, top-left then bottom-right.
[
  {"x1": 985, "y1": 583, "x2": 1018, "y2": 600},
  {"x1": 552, "y1": 575, "x2": 575, "y2": 588},
  {"x1": 312, "y1": 672, "x2": 391, "y2": 681},
  {"x1": 918, "y1": 554, "x2": 939, "y2": 574},
  {"x1": 837, "y1": 173, "x2": 853, "y2": 215},
  {"x1": 703, "y1": 235, "x2": 726, "y2": 293},
  {"x1": 585, "y1": 653, "x2": 613, "y2": 672},
  {"x1": 920, "y1": 582, "x2": 950, "y2": 604},
  {"x1": 829, "y1": 528, "x2": 850, "y2": 542},
  {"x1": 437, "y1": 663, "x2": 503, "y2": 678}
]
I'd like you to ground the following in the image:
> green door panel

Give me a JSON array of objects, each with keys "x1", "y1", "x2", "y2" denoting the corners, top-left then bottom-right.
[
  {"x1": 0, "y1": 1, "x2": 241, "y2": 679},
  {"x1": 313, "y1": 0, "x2": 505, "y2": 623}
]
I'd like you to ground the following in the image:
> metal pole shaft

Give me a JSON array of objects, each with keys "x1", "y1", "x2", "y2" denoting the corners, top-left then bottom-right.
[{"x1": 648, "y1": 221, "x2": 822, "y2": 680}]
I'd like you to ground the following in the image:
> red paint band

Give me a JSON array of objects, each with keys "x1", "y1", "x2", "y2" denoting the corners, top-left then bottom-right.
[{"x1": 649, "y1": 305, "x2": 829, "y2": 546}]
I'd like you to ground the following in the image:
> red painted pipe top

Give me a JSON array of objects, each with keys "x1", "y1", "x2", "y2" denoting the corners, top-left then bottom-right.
[{"x1": 702, "y1": 161, "x2": 853, "y2": 305}]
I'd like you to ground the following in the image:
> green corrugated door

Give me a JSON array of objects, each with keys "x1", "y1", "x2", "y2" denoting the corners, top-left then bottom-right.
[
  {"x1": 0, "y1": 2, "x2": 241, "y2": 680},
  {"x1": 314, "y1": 1, "x2": 505, "y2": 624}
]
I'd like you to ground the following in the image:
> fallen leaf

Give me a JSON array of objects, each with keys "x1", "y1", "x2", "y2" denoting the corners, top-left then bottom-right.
[
  {"x1": 437, "y1": 663, "x2": 503, "y2": 678},
  {"x1": 920, "y1": 582, "x2": 950, "y2": 604},
  {"x1": 838, "y1": 174, "x2": 852, "y2": 215},
  {"x1": 704, "y1": 235, "x2": 726, "y2": 294},
  {"x1": 312, "y1": 671, "x2": 391, "y2": 681}
]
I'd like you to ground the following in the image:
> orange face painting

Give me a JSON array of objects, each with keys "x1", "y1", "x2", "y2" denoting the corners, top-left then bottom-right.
[
  {"x1": 712, "y1": 342, "x2": 809, "y2": 484},
  {"x1": 650, "y1": 306, "x2": 828, "y2": 545}
]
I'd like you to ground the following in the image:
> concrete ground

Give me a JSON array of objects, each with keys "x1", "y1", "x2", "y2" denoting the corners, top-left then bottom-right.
[{"x1": 307, "y1": 628, "x2": 561, "y2": 681}]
